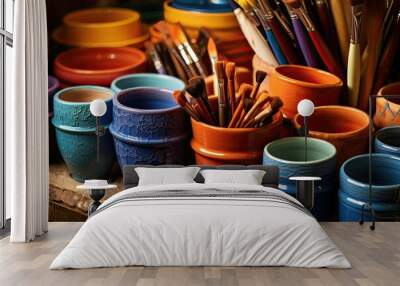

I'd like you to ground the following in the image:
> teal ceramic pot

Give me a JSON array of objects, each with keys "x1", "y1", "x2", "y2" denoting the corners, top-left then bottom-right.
[
  {"x1": 340, "y1": 154, "x2": 400, "y2": 202},
  {"x1": 111, "y1": 73, "x2": 185, "y2": 94},
  {"x1": 263, "y1": 137, "x2": 337, "y2": 220},
  {"x1": 52, "y1": 86, "x2": 116, "y2": 182},
  {"x1": 374, "y1": 126, "x2": 400, "y2": 157},
  {"x1": 338, "y1": 190, "x2": 400, "y2": 221},
  {"x1": 110, "y1": 87, "x2": 190, "y2": 168},
  {"x1": 49, "y1": 76, "x2": 60, "y2": 162}
]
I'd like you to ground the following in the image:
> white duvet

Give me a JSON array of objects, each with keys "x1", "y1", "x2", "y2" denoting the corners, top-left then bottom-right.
[{"x1": 50, "y1": 183, "x2": 350, "y2": 269}]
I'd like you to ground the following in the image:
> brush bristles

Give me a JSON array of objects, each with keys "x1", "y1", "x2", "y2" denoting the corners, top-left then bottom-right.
[
  {"x1": 189, "y1": 77, "x2": 206, "y2": 93},
  {"x1": 255, "y1": 70, "x2": 267, "y2": 83},
  {"x1": 281, "y1": 0, "x2": 302, "y2": 9},
  {"x1": 207, "y1": 38, "x2": 218, "y2": 59},
  {"x1": 185, "y1": 84, "x2": 202, "y2": 99},
  {"x1": 225, "y1": 62, "x2": 236, "y2": 79}
]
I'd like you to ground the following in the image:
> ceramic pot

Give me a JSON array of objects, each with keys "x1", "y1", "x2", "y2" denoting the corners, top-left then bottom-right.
[
  {"x1": 338, "y1": 190, "x2": 400, "y2": 222},
  {"x1": 111, "y1": 73, "x2": 185, "y2": 93},
  {"x1": 340, "y1": 154, "x2": 400, "y2": 202},
  {"x1": 374, "y1": 82, "x2": 400, "y2": 129},
  {"x1": 253, "y1": 55, "x2": 343, "y2": 119},
  {"x1": 191, "y1": 96, "x2": 283, "y2": 165},
  {"x1": 52, "y1": 7, "x2": 149, "y2": 48},
  {"x1": 54, "y1": 47, "x2": 147, "y2": 86},
  {"x1": 263, "y1": 137, "x2": 337, "y2": 220},
  {"x1": 374, "y1": 126, "x2": 400, "y2": 157},
  {"x1": 52, "y1": 86, "x2": 116, "y2": 182},
  {"x1": 48, "y1": 76, "x2": 60, "y2": 162},
  {"x1": 293, "y1": 105, "x2": 370, "y2": 166},
  {"x1": 110, "y1": 87, "x2": 190, "y2": 168}
]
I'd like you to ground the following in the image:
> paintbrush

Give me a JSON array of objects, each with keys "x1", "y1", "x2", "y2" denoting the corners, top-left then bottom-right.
[
  {"x1": 215, "y1": 61, "x2": 227, "y2": 127},
  {"x1": 246, "y1": 96, "x2": 283, "y2": 127},
  {"x1": 185, "y1": 87, "x2": 215, "y2": 125},
  {"x1": 283, "y1": 0, "x2": 344, "y2": 79},
  {"x1": 235, "y1": 84, "x2": 254, "y2": 127},
  {"x1": 241, "y1": 92, "x2": 272, "y2": 127},
  {"x1": 155, "y1": 42, "x2": 177, "y2": 77},
  {"x1": 170, "y1": 26, "x2": 198, "y2": 77},
  {"x1": 161, "y1": 33, "x2": 190, "y2": 82},
  {"x1": 347, "y1": 0, "x2": 364, "y2": 107},
  {"x1": 207, "y1": 38, "x2": 219, "y2": 98},
  {"x1": 145, "y1": 41, "x2": 167, "y2": 75},
  {"x1": 328, "y1": 0, "x2": 350, "y2": 66},
  {"x1": 173, "y1": 90, "x2": 201, "y2": 121},
  {"x1": 286, "y1": 6, "x2": 319, "y2": 67},
  {"x1": 373, "y1": 7, "x2": 400, "y2": 92},
  {"x1": 268, "y1": 0, "x2": 297, "y2": 43},
  {"x1": 197, "y1": 27, "x2": 212, "y2": 59},
  {"x1": 225, "y1": 62, "x2": 237, "y2": 118},
  {"x1": 176, "y1": 24, "x2": 208, "y2": 77},
  {"x1": 228, "y1": 84, "x2": 253, "y2": 128},
  {"x1": 188, "y1": 76, "x2": 215, "y2": 123},
  {"x1": 257, "y1": 0, "x2": 301, "y2": 64},
  {"x1": 231, "y1": 0, "x2": 279, "y2": 66},
  {"x1": 251, "y1": 70, "x2": 267, "y2": 101}
]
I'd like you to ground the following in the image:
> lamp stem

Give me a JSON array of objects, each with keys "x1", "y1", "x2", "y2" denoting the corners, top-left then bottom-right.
[
  {"x1": 304, "y1": 116, "x2": 308, "y2": 162},
  {"x1": 96, "y1": 117, "x2": 100, "y2": 163}
]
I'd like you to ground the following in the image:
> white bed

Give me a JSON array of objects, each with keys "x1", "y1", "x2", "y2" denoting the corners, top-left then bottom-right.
[{"x1": 50, "y1": 181, "x2": 350, "y2": 269}]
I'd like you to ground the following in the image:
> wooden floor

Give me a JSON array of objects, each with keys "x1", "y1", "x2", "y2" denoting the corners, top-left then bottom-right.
[{"x1": 0, "y1": 222, "x2": 399, "y2": 286}]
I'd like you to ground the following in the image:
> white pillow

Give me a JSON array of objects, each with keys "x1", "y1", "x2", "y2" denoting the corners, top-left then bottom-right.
[
  {"x1": 200, "y1": 169, "x2": 266, "y2": 185},
  {"x1": 135, "y1": 167, "x2": 201, "y2": 186}
]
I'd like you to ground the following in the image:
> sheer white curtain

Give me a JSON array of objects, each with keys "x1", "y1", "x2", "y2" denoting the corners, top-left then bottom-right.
[{"x1": 8, "y1": 0, "x2": 48, "y2": 242}]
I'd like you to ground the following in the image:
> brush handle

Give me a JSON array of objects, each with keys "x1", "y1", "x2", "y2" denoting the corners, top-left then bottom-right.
[
  {"x1": 308, "y1": 30, "x2": 344, "y2": 79},
  {"x1": 347, "y1": 43, "x2": 361, "y2": 107},
  {"x1": 233, "y1": 8, "x2": 278, "y2": 66},
  {"x1": 291, "y1": 17, "x2": 319, "y2": 67},
  {"x1": 217, "y1": 81, "x2": 226, "y2": 127},
  {"x1": 264, "y1": 29, "x2": 288, "y2": 64},
  {"x1": 373, "y1": 14, "x2": 400, "y2": 93},
  {"x1": 328, "y1": 0, "x2": 349, "y2": 66},
  {"x1": 227, "y1": 79, "x2": 236, "y2": 117},
  {"x1": 315, "y1": 0, "x2": 342, "y2": 64},
  {"x1": 268, "y1": 16, "x2": 301, "y2": 64}
]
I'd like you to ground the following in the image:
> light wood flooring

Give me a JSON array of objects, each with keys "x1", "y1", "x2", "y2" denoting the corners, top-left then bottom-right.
[{"x1": 0, "y1": 222, "x2": 399, "y2": 286}]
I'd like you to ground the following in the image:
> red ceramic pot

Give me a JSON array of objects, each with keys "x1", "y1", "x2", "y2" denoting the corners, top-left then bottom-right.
[
  {"x1": 191, "y1": 96, "x2": 283, "y2": 165},
  {"x1": 54, "y1": 47, "x2": 147, "y2": 86}
]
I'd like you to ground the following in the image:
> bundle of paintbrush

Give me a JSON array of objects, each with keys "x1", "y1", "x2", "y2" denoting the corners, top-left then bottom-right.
[
  {"x1": 147, "y1": 21, "x2": 214, "y2": 83},
  {"x1": 174, "y1": 60, "x2": 283, "y2": 129}
]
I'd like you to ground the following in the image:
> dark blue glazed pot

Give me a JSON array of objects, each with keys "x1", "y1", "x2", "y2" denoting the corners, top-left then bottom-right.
[
  {"x1": 52, "y1": 86, "x2": 116, "y2": 182},
  {"x1": 110, "y1": 87, "x2": 190, "y2": 168},
  {"x1": 340, "y1": 154, "x2": 400, "y2": 202},
  {"x1": 374, "y1": 126, "x2": 400, "y2": 157},
  {"x1": 111, "y1": 73, "x2": 185, "y2": 94},
  {"x1": 171, "y1": 0, "x2": 231, "y2": 12},
  {"x1": 263, "y1": 137, "x2": 337, "y2": 220},
  {"x1": 338, "y1": 190, "x2": 400, "y2": 221}
]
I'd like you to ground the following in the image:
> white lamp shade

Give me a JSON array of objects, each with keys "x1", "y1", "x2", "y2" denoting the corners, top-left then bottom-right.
[
  {"x1": 90, "y1": 99, "x2": 107, "y2": 117},
  {"x1": 297, "y1": 99, "x2": 315, "y2": 117}
]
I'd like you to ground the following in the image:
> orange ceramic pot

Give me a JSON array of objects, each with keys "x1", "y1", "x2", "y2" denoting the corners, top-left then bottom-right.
[
  {"x1": 374, "y1": 82, "x2": 400, "y2": 129},
  {"x1": 253, "y1": 55, "x2": 343, "y2": 119},
  {"x1": 191, "y1": 96, "x2": 283, "y2": 165},
  {"x1": 204, "y1": 67, "x2": 252, "y2": 96},
  {"x1": 52, "y1": 8, "x2": 149, "y2": 48},
  {"x1": 54, "y1": 47, "x2": 147, "y2": 86},
  {"x1": 293, "y1": 105, "x2": 370, "y2": 166}
]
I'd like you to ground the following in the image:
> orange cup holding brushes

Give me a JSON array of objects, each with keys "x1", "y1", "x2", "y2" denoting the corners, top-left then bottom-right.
[
  {"x1": 253, "y1": 55, "x2": 343, "y2": 119},
  {"x1": 204, "y1": 66, "x2": 252, "y2": 96},
  {"x1": 190, "y1": 96, "x2": 283, "y2": 165}
]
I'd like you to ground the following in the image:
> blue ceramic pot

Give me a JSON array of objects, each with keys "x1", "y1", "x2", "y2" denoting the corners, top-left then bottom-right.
[
  {"x1": 374, "y1": 126, "x2": 400, "y2": 157},
  {"x1": 111, "y1": 73, "x2": 185, "y2": 94},
  {"x1": 110, "y1": 87, "x2": 190, "y2": 168},
  {"x1": 52, "y1": 86, "x2": 116, "y2": 182},
  {"x1": 263, "y1": 137, "x2": 337, "y2": 220},
  {"x1": 338, "y1": 190, "x2": 400, "y2": 221},
  {"x1": 340, "y1": 154, "x2": 400, "y2": 202},
  {"x1": 171, "y1": 0, "x2": 231, "y2": 12},
  {"x1": 48, "y1": 75, "x2": 60, "y2": 162}
]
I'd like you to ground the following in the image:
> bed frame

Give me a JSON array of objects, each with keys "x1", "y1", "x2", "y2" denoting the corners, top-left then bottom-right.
[{"x1": 122, "y1": 165, "x2": 279, "y2": 189}]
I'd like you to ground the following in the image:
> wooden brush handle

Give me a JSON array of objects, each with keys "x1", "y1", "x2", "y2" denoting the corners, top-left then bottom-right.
[
  {"x1": 228, "y1": 99, "x2": 244, "y2": 128},
  {"x1": 328, "y1": 0, "x2": 349, "y2": 66},
  {"x1": 268, "y1": 17, "x2": 301, "y2": 64},
  {"x1": 291, "y1": 17, "x2": 319, "y2": 67},
  {"x1": 227, "y1": 79, "x2": 236, "y2": 117},
  {"x1": 347, "y1": 43, "x2": 361, "y2": 107},
  {"x1": 309, "y1": 30, "x2": 344, "y2": 79}
]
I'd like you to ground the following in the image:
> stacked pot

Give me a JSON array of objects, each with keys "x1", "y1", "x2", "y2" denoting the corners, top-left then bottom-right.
[{"x1": 152, "y1": 0, "x2": 254, "y2": 68}]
